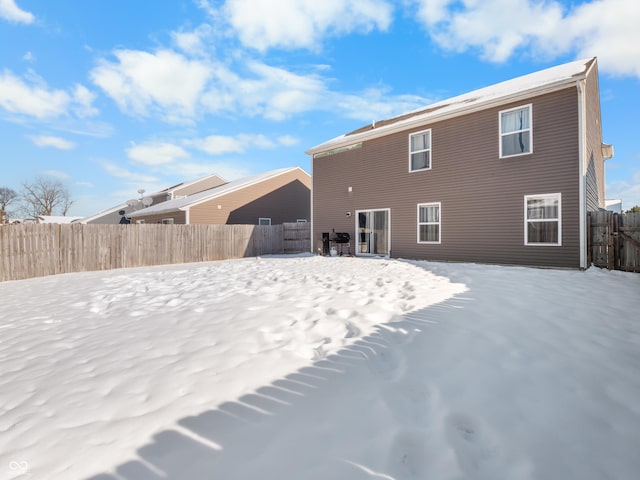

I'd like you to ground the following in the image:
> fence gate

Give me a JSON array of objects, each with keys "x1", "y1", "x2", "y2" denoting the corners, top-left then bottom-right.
[{"x1": 588, "y1": 211, "x2": 640, "y2": 272}]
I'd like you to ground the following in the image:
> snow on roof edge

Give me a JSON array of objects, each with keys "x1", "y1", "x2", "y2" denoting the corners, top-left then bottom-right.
[
  {"x1": 306, "y1": 57, "x2": 595, "y2": 155},
  {"x1": 128, "y1": 166, "x2": 309, "y2": 217}
]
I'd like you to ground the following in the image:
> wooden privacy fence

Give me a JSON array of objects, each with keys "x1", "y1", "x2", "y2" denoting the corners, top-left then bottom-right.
[
  {"x1": 0, "y1": 222, "x2": 311, "y2": 282},
  {"x1": 588, "y1": 211, "x2": 640, "y2": 272}
]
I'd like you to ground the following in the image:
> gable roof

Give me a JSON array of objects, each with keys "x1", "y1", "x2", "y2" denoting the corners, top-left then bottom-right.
[
  {"x1": 155, "y1": 172, "x2": 227, "y2": 198},
  {"x1": 78, "y1": 172, "x2": 228, "y2": 223},
  {"x1": 307, "y1": 57, "x2": 596, "y2": 156},
  {"x1": 129, "y1": 167, "x2": 310, "y2": 218}
]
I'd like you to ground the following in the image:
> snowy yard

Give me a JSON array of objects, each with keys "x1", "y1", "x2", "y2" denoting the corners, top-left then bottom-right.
[{"x1": 1, "y1": 254, "x2": 639, "y2": 480}]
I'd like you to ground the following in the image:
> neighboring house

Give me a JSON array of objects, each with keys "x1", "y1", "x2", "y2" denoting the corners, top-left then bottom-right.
[
  {"x1": 605, "y1": 199, "x2": 623, "y2": 213},
  {"x1": 37, "y1": 215, "x2": 83, "y2": 224},
  {"x1": 307, "y1": 57, "x2": 612, "y2": 269},
  {"x1": 78, "y1": 173, "x2": 227, "y2": 224},
  {"x1": 128, "y1": 167, "x2": 310, "y2": 225}
]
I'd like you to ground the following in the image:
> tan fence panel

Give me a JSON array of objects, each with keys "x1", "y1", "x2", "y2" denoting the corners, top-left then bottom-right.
[
  {"x1": 283, "y1": 222, "x2": 311, "y2": 254},
  {"x1": 0, "y1": 223, "x2": 311, "y2": 282}
]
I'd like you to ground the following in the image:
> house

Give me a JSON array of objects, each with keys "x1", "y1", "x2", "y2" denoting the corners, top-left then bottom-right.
[
  {"x1": 78, "y1": 173, "x2": 227, "y2": 224},
  {"x1": 128, "y1": 167, "x2": 310, "y2": 225},
  {"x1": 605, "y1": 199, "x2": 623, "y2": 213},
  {"x1": 307, "y1": 57, "x2": 611, "y2": 269},
  {"x1": 37, "y1": 215, "x2": 83, "y2": 224}
]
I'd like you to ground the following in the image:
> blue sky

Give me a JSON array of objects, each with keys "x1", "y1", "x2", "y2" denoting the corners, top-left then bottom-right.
[{"x1": 1, "y1": 0, "x2": 639, "y2": 217}]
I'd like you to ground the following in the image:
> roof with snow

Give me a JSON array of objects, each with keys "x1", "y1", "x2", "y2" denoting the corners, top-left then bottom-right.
[
  {"x1": 129, "y1": 167, "x2": 309, "y2": 217},
  {"x1": 307, "y1": 57, "x2": 596, "y2": 156},
  {"x1": 37, "y1": 215, "x2": 84, "y2": 224}
]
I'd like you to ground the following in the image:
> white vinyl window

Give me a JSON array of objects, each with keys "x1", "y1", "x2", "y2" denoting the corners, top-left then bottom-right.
[
  {"x1": 500, "y1": 104, "x2": 532, "y2": 157},
  {"x1": 296, "y1": 219, "x2": 308, "y2": 223},
  {"x1": 417, "y1": 202, "x2": 441, "y2": 244},
  {"x1": 162, "y1": 218, "x2": 174, "y2": 224},
  {"x1": 525, "y1": 193, "x2": 561, "y2": 245},
  {"x1": 258, "y1": 217, "x2": 271, "y2": 226},
  {"x1": 409, "y1": 129, "x2": 432, "y2": 172}
]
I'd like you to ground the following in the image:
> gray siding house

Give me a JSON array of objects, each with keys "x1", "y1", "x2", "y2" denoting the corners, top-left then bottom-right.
[{"x1": 307, "y1": 58, "x2": 611, "y2": 269}]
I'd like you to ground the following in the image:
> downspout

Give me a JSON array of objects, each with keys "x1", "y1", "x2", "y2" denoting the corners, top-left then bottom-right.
[
  {"x1": 577, "y1": 78, "x2": 587, "y2": 269},
  {"x1": 310, "y1": 155, "x2": 314, "y2": 254},
  {"x1": 185, "y1": 207, "x2": 190, "y2": 225}
]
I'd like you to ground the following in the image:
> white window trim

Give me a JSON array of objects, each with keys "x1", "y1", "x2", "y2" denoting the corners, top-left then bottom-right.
[
  {"x1": 162, "y1": 218, "x2": 174, "y2": 224},
  {"x1": 409, "y1": 128, "x2": 432, "y2": 172},
  {"x1": 499, "y1": 104, "x2": 533, "y2": 158},
  {"x1": 259, "y1": 217, "x2": 271, "y2": 226},
  {"x1": 524, "y1": 193, "x2": 561, "y2": 246},
  {"x1": 296, "y1": 219, "x2": 307, "y2": 223},
  {"x1": 417, "y1": 202, "x2": 441, "y2": 244}
]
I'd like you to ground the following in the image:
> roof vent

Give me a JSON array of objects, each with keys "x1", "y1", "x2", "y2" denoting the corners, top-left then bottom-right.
[{"x1": 602, "y1": 143, "x2": 614, "y2": 160}]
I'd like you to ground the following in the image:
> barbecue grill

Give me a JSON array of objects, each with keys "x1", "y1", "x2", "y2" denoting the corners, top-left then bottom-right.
[{"x1": 331, "y1": 232, "x2": 351, "y2": 256}]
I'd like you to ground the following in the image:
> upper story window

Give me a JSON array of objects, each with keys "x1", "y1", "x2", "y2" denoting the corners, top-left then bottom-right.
[
  {"x1": 417, "y1": 202, "x2": 441, "y2": 244},
  {"x1": 500, "y1": 105, "x2": 532, "y2": 158},
  {"x1": 409, "y1": 129, "x2": 431, "y2": 172},
  {"x1": 525, "y1": 193, "x2": 561, "y2": 246}
]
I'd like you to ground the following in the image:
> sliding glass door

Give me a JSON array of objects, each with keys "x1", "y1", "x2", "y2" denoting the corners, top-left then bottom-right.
[{"x1": 356, "y1": 209, "x2": 390, "y2": 256}]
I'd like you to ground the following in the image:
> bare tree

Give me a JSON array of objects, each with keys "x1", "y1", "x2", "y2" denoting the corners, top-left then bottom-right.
[
  {"x1": 19, "y1": 177, "x2": 73, "y2": 218},
  {"x1": 0, "y1": 187, "x2": 17, "y2": 223}
]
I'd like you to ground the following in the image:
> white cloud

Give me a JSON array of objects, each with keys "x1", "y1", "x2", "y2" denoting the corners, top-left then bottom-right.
[
  {"x1": 171, "y1": 24, "x2": 214, "y2": 56},
  {"x1": 0, "y1": 0, "x2": 34, "y2": 24},
  {"x1": 221, "y1": 0, "x2": 393, "y2": 51},
  {"x1": 277, "y1": 135, "x2": 299, "y2": 147},
  {"x1": 163, "y1": 161, "x2": 250, "y2": 181},
  {"x1": 410, "y1": 0, "x2": 640, "y2": 77},
  {"x1": 89, "y1": 43, "x2": 430, "y2": 124},
  {"x1": 607, "y1": 169, "x2": 640, "y2": 210},
  {"x1": 100, "y1": 161, "x2": 158, "y2": 183},
  {"x1": 127, "y1": 142, "x2": 190, "y2": 166},
  {"x1": 40, "y1": 170, "x2": 70, "y2": 179},
  {"x1": 72, "y1": 84, "x2": 99, "y2": 118},
  {"x1": 329, "y1": 87, "x2": 434, "y2": 122},
  {"x1": 188, "y1": 133, "x2": 297, "y2": 155},
  {"x1": 563, "y1": 0, "x2": 640, "y2": 77},
  {"x1": 0, "y1": 70, "x2": 99, "y2": 121},
  {"x1": 202, "y1": 60, "x2": 327, "y2": 120},
  {"x1": 28, "y1": 135, "x2": 76, "y2": 150},
  {"x1": 90, "y1": 49, "x2": 212, "y2": 122},
  {"x1": 188, "y1": 135, "x2": 246, "y2": 155},
  {"x1": 0, "y1": 70, "x2": 70, "y2": 118}
]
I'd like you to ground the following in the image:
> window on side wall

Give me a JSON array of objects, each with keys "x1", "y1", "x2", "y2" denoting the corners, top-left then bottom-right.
[
  {"x1": 417, "y1": 202, "x2": 441, "y2": 244},
  {"x1": 259, "y1": 218, "x2": 271, "y2": 226},
  {"x1": 162, "y1": 218, "x2": 174, "y2": 224},
  {"x1": 500, "y1": 104, "x2": 532, "y2": 158},
  {"x1": 409, "y1": 129, "x2": 431, "y2": 172},
  {"x1": 525, "y1": 193, "x2": 561, "y2": 245}
]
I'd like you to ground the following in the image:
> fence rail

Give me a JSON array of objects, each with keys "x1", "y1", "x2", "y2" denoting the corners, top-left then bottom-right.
[
  {"x1": 0, "y1": 223, "x2": 310, "y2": 282},
  {"x1": 588, "y1": 211, "x2": 640, "y2": 272}
]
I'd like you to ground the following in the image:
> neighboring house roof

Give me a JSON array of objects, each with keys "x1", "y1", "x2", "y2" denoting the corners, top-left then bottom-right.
[
  {"x1": 77, "y1": 203, "x2": 129, "y2": 224},
  {"x1": 307, "y1": 57, "x2": 596, "y2": 156},
  {"x1": 605, "y1": 199, "x2": 623, "y2": 213},
  {"x1": 37, "y1": 215, "x2": 83, "y2": 224},
  {"x1": 129, "y1": 167, "x2": 309, "y2": 218},
  {"x1": 77, "y1": 172, "x2": 228, "y2": 223},
  {"x1": 156, "y1": 173, "x2": 227, "y2": 199}
]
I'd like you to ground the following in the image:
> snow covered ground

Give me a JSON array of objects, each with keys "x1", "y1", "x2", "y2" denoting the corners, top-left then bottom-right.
[{"x1": 1, "y1": 254, "x2": 639, "y2": 480}]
